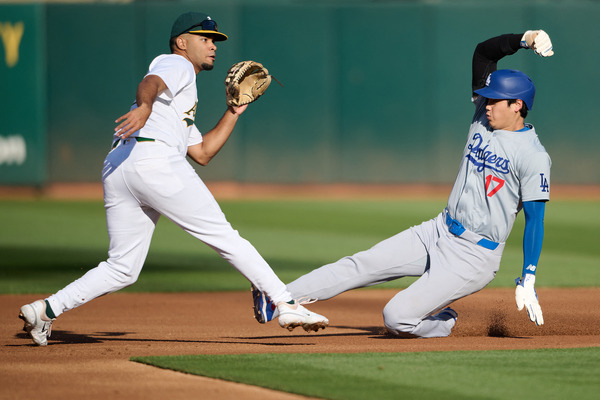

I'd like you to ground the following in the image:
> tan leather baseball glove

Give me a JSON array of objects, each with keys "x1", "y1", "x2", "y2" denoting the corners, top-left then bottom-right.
[{"x1": 224, "y1": 61, "x2": 272, "y2": 107}]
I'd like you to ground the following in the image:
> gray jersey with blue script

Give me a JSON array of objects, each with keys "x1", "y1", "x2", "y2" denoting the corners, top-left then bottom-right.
[{"x1": 446, "y1": 96, "x2": 551, "y2": 243}]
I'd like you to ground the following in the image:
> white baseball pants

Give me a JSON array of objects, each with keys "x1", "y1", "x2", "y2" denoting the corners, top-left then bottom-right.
[{"x1": 47, "y1": 140, "x2": 291, "y2": 317}]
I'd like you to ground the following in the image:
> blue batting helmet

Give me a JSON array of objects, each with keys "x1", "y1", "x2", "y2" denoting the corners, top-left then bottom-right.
[{"x1": 474, "y1": 69, "x2": 535, "y2": 110}]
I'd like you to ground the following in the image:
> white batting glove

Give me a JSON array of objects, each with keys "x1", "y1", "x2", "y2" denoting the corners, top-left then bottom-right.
[
  {"x1": 521, "y1": 30, "x2": 554, "y2": 57},
  {"x1": 515, "y1": 274, "x2": 544, "y2": 326}
]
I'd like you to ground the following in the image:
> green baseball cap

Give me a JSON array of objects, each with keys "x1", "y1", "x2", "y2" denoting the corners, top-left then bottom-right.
[{"x1": 170, "y1": 12, "x2": 228, "y2": 41}]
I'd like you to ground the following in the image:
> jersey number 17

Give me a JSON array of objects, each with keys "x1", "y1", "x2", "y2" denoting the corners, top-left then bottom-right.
[{"x1": 485, "y1": 174, "x2": 505, "y2": 197}]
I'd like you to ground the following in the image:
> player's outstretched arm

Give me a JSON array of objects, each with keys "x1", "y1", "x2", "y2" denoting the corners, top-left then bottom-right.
[
  {"x1": 114, "y1": 75, "x2": 167, "y2": 139},
  {"x1": 515, "y1": 200, "x2": 546, "y2": 326}
]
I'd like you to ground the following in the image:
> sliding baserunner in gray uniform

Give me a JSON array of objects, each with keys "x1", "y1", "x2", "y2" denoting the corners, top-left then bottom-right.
[{"x1": 251, "y1": 30, "x2": 554, "y2": 338}]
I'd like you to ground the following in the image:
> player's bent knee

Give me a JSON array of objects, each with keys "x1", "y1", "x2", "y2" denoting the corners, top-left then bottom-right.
[
  {"x1": 382, "y1": 304, "x2": 418, "y2": 336},
  {"x1": 102, "y1": 261, "x2": 141, "y2": 289}
]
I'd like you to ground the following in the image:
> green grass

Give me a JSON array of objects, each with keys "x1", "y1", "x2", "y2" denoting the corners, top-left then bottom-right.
[
  {"x1": 0, "y1": 198, "x2": 598, "y2": 293},
  {"x1": 132, "y1": 348, "x2": 600, "y2": 400},
  {"x1": 3, "y1": 198, "x2": 598, "y2": 399}
]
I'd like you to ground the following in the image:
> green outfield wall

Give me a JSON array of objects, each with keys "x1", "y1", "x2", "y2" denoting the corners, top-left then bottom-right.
[
  {"x1": 1, "y1": 0, "x2": 599, "y2": 185},
  {"x1": 0, "y1": 4, "x2": 46, "y2": 185}
]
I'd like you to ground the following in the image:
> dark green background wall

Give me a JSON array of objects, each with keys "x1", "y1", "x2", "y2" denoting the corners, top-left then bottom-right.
[
  {"x1": 0, "y1": 4, "x2": 46, "y2": 184},
  {"x1": 1, "y1": 0, "x2": 599, "y2": 185}
]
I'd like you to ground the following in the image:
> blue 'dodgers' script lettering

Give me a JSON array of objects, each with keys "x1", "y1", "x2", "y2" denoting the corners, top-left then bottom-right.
[{"x1": 466, "y1": 133, "x2": 510, "y2": 174}]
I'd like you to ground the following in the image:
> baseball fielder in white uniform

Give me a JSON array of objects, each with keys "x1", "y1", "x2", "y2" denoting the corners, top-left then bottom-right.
[
  {"x1": 19, "y1": 12, "x2": 328, "y2": 346},
  {"x1": 252, "y1": 30, "x2": 553, "y2": 338}
]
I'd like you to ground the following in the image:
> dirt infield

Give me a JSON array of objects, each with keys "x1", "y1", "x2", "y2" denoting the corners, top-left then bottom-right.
[
  {"x1": 1, "y1": 288, "x2": 599, "y2": 400},
  {"x1": 1, "y1": 182, "x2": 599, "y2": 399}
]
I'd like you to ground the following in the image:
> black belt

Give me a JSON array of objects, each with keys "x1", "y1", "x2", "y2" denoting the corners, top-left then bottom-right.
[{"x1": 111, "y1": 136, "x2": 155, "y2": 149}]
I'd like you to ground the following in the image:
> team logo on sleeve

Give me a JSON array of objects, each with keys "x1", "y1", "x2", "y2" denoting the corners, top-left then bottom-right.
[
  {"x1": 466, "y1": 133, "x2": 510, "y2": 174},
  {"x1": 183, "y1": 102, "x2": 197, "y2": 127},
  {"x1": 540, "y1": 173, "x2": 549, "y2": 192}
]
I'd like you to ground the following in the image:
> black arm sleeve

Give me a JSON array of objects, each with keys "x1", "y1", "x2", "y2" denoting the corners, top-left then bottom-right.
[{"x1": 472, "y1": 33, "x2": 523, "y2": 92}]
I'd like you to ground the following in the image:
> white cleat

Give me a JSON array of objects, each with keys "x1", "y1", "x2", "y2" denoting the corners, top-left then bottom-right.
[
  {"x1": 277, "y1": 300, "x2": 329, "y2": 332},
  {"x1": 19, "y1": 300, "x2": 54, "y2": 346}
]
